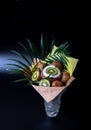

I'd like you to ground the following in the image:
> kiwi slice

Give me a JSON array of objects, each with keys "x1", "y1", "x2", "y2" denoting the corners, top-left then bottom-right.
[
  {"x1": 39, "y1": 79, "x2": 50, "y2": 87},
  {"x1": 31, "y1": 69, "x2": 40, "y2": 81},
  {"x1": 42, "y1": 65, "x2": 61, "y2": 79},
  {"x1": 46, "y1": 67, "x2": 58, "y2": 76}
]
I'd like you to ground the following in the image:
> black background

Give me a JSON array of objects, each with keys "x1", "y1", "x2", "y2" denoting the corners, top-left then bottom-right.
[
  {"x1": 0, "y1": 0, "x2": 81, "y2": 56},
  {"x1": 0, "y1": 0, "x2": 81, "y2": 130}
]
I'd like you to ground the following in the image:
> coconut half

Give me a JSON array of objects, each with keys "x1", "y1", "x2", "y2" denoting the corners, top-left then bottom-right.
[{"x1": 42, "y1": 65, "x2": 61, "y2": 79}]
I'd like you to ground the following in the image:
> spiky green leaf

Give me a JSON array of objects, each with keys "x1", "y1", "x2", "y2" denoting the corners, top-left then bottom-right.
[
  {"x1": 9, "y1": 69, "x2": 23, "y2": 74},
  {"x1": 26, "y1": 38, "x2": 37, "y2": 58},
  {"x1": 11, "y1": 78, "x2": 27, "y2": 83},
  {"x1": 8, "y1": 59, "x2": 29, "y2": 69},
  {"x1": 11, "y1": 50, "x2": 31, "y2": 65},
  {"x1": 18, "y1": 42, "x2": 33, "y2": 61},
  {"x1": 41, "y1": 33, "x2": 45, "y2": 58},
  {"x1": 7, "y1": 63, "x2": 24, "y2": 69},
  {"x1": 50, "y1": 39, "x2": 55, "y2": 53},
  {"x1": 54, "y1": 42, "x2": 71, "y2": 56}
]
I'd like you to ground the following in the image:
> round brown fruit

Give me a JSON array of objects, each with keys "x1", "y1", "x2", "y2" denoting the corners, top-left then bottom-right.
[
  {"x1": 52, "y1": 61, "x2": 63, "y2": 70},
  {"x1": 51, "y1": 80, "x2": 63, "y2": 87},
  {"x1": 61, "y1": 71, "x2": 70, "y2": 83}
]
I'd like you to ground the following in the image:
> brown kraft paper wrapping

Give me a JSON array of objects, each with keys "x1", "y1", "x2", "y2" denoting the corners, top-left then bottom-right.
[{"x1": 32, "y1": 76, "x2": 75, "y2": 103}]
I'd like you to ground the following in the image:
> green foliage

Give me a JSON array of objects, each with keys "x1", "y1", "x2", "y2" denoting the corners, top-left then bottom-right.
[
  {"x1": 11, "y1": 50, "x2": 31, "y2": 65},
  {"x1": 8, "y1": 33, "x2": 71, "y2": 84},
  {"x1": 26, "y1": 38, "x2": 37, "y2": 58},
  {"x1": 45, "y1": 42, "x2": 71, "y2": 70}
]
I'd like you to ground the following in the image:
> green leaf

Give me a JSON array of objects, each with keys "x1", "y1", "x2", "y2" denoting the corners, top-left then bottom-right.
[
  {"x1": 26, "y1": 38, "x2": 37, "y2": 58},
  {"x1": 45, "y1": 52, "x2": 68, "y2": 70},
  {"x1": 40, "y1": 33, "x2": 50, "y2": 59},
  {"x1": 45, "y1": 34, "x2": 48, "y2": 56},
  {"x1": 8, "y1": 59, "x2": 29, "y2": 69},
  {"x1": 9, "y1": 69, "x2": 23, "y2": 74},
  {"x1": 55, "y1": 42, "x2": 71, "y2": 56},
  {"x1": 18, "y1": 42, "x2": 33, "y2": 61},
  {"x1": 41, "y1": 33, "x2": 45, "y2": 58},
  {"x1": 11, "y1": 50, "x2": 31, "y2": 65},
  {"x1": 51, "y1": 39, "x2": 55, "y2": 52},
  {"x1": 7, "y1": 63, "x2": 24, "y2": 69},
  {"x1": 12, "y1": 78, "x2": 27, "y2": 83},
  {"x1": 24, "y1": 82, "x2": 30, "y2": 86}
]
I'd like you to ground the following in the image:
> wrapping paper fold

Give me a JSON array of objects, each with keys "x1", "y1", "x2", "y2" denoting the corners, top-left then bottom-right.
[{"x1": 32, "y1": 76, "x2": 75, "y2": 102}]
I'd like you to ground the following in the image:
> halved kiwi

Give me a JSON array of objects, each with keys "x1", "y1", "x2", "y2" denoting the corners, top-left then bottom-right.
[
  {"x1": 31, "y1": 69, "x2": 41, "y2": 81},
  {"x1": 42, "y1": 65, "x2": 61, "y2": 79},
  {"x1": 46, "y1": 67, "x2": 58, "y2": 76},
  {"x1": 39, "y1": 79, "x2": 50, "y2": 87}
]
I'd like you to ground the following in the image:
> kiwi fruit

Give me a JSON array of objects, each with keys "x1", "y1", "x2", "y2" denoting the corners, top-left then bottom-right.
[
  {"x1": 52, "y1": 61, "x2": 63, "y2": 70},
  {"x1": 31, "y1": 69, "x2": 41, "y2": 81},
  {"x1": 51, "y1": 80, "x2": 63, "y2": 87},
  {"x1": 61, "y1": 71, "x2": 70, "y2": 83},
  {"x1": 39, "y1": 79, "x2": 50, "y2": 87},
  {"x1": 46, "y1": 67, "x2": 58, "y2": 76}
]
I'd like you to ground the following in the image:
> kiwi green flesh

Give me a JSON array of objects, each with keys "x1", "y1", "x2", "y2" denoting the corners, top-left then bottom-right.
[
  {"x1": 42, "y1": 65, "x2": 61, "y2": 79},
  {"x1": 31, "y1": 70, "x2": 40, "y2": 81},
  {"x1": 46, "y1": 67, "x2": 58, "y2": 76},
  {"x1": 39, "y1": 79, "x2": 50, "y2": 87}
]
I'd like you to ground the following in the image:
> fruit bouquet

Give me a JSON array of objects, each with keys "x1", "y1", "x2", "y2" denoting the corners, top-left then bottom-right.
[{"x1": 8, "y1": 33, "x2": 78, "y2": 103}]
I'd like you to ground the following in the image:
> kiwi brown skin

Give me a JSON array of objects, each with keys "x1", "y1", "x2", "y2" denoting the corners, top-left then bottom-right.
[
  {"x1": 51, "y1": 80, "x2": 63, "y2": 87},
  {"x1": 52, "y1": 61, "x2": 63, "y2": 70},
  {"x1": 31, "y1": 69, "x2": 42, "y2": 81},
  {"x1": 61, "y1": 71, "x2": 70, "y2": 83}
]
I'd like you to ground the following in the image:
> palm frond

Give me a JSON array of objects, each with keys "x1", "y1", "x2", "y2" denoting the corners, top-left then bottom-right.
[
  {"x1": 45, "y1": 34, "x2": 48, "y2": 56},
  {"x1": 8, "y1": 63, "x2": 31, "y2": 76},
  {"x1": 8, "y1": 59, "x2": 29, "y2": 69},
  {"x1": 12, "y1": 78, "x2": 27, "y2": 83},
  {"x1": 40, "y1": 33, "x2": 50, "y2": 59},
  {"x1": 24, "y1": 82, "x2": 30, "y2": 86},
  {"x1": 11, "y1": 50, "x2": 31, "y2": 65},
  {"x1": 7, "y1": 63, "x2": 24, "y2": 69},
  {"x1": 50, "y1": 38, "x2": 55, "y2": 53},
  {"x1": 18, "y1": 42, "x2": 33, "y2": 61},
  {"x1": 9, "y1": 69, "x2": 23, "y2": 74},
  {"x1": 23, "y1": 80, "x2": 39, "y2": 86},
  {"x1": 26, "y1": 38, "x2": 37, "y2": 58},
  {"x1": 44, "y1": 42, "x2": 70, "y2": 70},
  {"x1": 45, "y1": 54, "x2": 67, "y2": 69},
  {"x1": 23, "y1": 70, "x2": 32, "y2": 79},
  {"x1": 41, "y1": 33, "x2": 45, "y2": 58},
  {"x1": 45, "y1": 54, "x2": 57, "y2": 63},
  {"x1": 54, "y1": 42, "x2": 71, "y2": 56}
]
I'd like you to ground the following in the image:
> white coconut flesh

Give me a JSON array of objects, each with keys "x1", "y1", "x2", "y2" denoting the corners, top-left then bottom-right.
[{"x1": 42, "y1": 65, "x2": 61, "y2": 78}]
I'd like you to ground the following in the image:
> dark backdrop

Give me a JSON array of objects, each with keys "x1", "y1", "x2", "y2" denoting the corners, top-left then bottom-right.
[
  {"x1": 0, "y1": 1, "x2": 81, "y2": 130},
  {"x1": 0, "y1": 0, "x2": 81, "y2": 56}
]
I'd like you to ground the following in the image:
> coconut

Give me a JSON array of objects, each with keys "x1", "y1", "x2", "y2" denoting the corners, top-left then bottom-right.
[{"x1": 41, "y1": 65, "x2": 61, "y2": 80}]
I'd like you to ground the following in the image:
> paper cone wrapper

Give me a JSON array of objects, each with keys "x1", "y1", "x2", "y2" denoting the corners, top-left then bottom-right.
[{"x1": 32, "y1": 76, "x2": 75, "y2": 102}]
